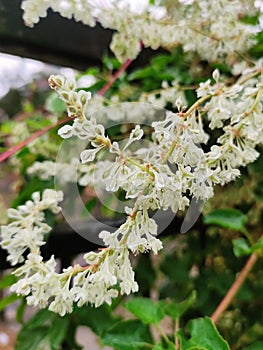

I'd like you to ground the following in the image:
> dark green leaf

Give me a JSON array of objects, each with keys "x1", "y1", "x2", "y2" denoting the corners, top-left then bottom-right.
[
  {"x1": 74, "y1": 304, "x2": 118, "y2": 335},
  {"x1": 162, "y1": 291, "x2": 197, "y2": 319},
  {"x1": 204, "y1": 208, "x2": 247, "y2": 231},
  {"x1": 49, "y1": 316, "x2": 70, "y2": 350},
  {"x1": 25, "y1": 309, "x2": 54, "y2": 329},
  {"x1": 251, "y1": 237, "x2": 263, "y2": 254},
  {"x1": 128, "y1": 67, "x2": 156, "y2": 81},
  {"x1": 189, "y1": 317, "x2": 230, "y2": 350},
  {"x1": 16, "y1": 298, "x2": 27, "y2": 324},
  {"x1": 233, "y1": 238, "x2": 252, "y2": 257},
  {"x1": 12, "y1": 178, "x2": 54, "y2": 208},
  {"x1": 102, "y1": 319, "x2": 152, "y2": 350},
  {"x1": 0, "y1": 273, "x2": 17, "y2": 289},
  {"x1": 15, "y1": 326, "x2": 49, "y2": 350},
  {"x1": 77, "y1": 80, "x2": 106, "y2": 94},
  {"x1": 160, "y1": 254, "x2": 191, "y2": 282},
  {"x1": 125, "y1": 297, "x2": 164, "y2": 324},
  {"x1": 178, "y1": 330, "x2": 207, "y2": 350},
  {"x1": 244, "y1": 341, "x2": 263, "y2": 350},
  {"x1": 135, "y1": 254, "x2": 156, "y2": 294},
  {"x1": 233, "y1": 237, "x2": 263, "y2": 258},
  {"x1": 0, "y1": 293, "x2": 20, "y2": 310}
]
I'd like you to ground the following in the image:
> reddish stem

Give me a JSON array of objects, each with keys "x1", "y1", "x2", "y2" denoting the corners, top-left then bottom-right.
[
  {"x1": 0, "y1": 117, "x2": 72, "y2": 163},
  {"x1": 97, "y1": 58, "x2": 133, "y2": 96},
  {"x1": 211, "y1": 252, "x2": 258, "y2": 324}
]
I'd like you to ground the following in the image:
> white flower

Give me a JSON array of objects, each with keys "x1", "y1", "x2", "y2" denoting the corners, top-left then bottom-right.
[
  {"x1": 80, "y1": 145, "x2": 105, "y2": 163},
  {"x1": 58, "y1": 125, "x2": 73, "y2": 139},
  {"x1": 0, "y1": 190, "x2": 63, "y2": 265}
]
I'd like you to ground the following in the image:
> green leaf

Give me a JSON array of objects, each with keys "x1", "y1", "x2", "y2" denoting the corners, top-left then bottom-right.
[
  {"x1": 153, "y1": 343, "x2": 175, "y2": 350},
  {"x1": 135, "y1": 254, "x2": 156, "y2": 294},
  {"x1": 125, "y1": 297, "x2": 164, "y2": 324},
  {"x1": 251, "y1": 237, "x2": 263, "y2": 254},
  {"x1": 81, "y1": 198, "x2": 97, "y2": 217},
  {"x1": 49, "y1": 316, "x2": 70, "y2": 350},
  {"x1": 162, "y1": 291, "x2": 197, "y2": 319},
  {"x1": 15, "y1": 309, "x2": 52, "y2": 350},
  {"x1": 189, "y1": 317, "x2": 230, "y2": 350},
  {"x1": 12, "y1": 178, "x2": 54, "y2": 208},
  {"x1": 233, "y1": 238, "x2": 252, "y2": 257},
  {"x1": 244, "y1": 341, "x2": 263, "y2": 350},
  {"x1": 15, "y1": 326, "x2": 49, "y2": 350},
  {"x1": 103, "y1": 55, "x2": 122, "y2": 70},
  {"x1": 0, "y1": 293, "x2": 20, "y2": 311},
  {"x1": 204, "y1": 208, "x2": 247, "y2": 231},
  {"x1": 152, "y1": 344, "x2": 165, "y2": 350},
  {"x1": 45, "y1": 92, "x2": 66, "y2": 114},
  {"x1": 25, "y1": 114, "x2": 52, "y2": 130},
  {"x1": 74, "y1": 304, "x2": 118, "y2": 335},
  {"x1": 0, "y1": 273, "x2": 17, "y2": 289},
  {"x1": 25, "y1": 309, "x2": 54, "y2": 329},
  {"x1": 177, "y1": 330, "x2": 207, "y2": 350},
  {"x1": 77, "y1": 80, "x2": 105, "y2": 94},
  {"x1": 15, "y1": 309, "x2": 68, "y2": 350},
  {"x1": 102, "y1": 319, "x2": 152, "y2": 350},
  {"x1": 233, "y1": 237, "x2": 263, "y2": 258},
  {"x1": 16, "y1": 298, "x2": 27, "y2": 324}
]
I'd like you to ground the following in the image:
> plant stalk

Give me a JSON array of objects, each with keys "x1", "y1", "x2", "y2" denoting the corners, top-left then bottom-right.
[
  {"x1": 211, "y1": 252, "x2": 258, "y2": 324},
  {"x1": 97, "y1": 58, "x2": 133, "y2": 96},
  {"x1": 0, "y1": 117, "x2": 71, "y2": 163}
]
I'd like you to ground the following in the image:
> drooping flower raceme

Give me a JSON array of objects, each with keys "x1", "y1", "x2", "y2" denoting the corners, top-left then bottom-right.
[
  {"x1": 1, "y1": 62, "x2": 262, "y2": 316},
  {"x1": 0, "y1": 0, "x2": 263, "y2": 316}
]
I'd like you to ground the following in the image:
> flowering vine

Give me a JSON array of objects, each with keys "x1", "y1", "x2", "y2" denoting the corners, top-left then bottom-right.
[{"x1": 0, "y1": 0, "x2": 262, "y2": 317}]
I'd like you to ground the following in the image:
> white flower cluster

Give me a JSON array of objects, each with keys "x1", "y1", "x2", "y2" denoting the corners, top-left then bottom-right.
[
  {"x1": 48, "y1": 75, "x2": 91, "y2": 120},
  {"x1": 0, "y1": 190, "x2": 63, "y2": 265},
  {"x1": 1, "y1": 0, "x2": 262, "y2": 316},
  {"x1": 2, "y1": 63, "x2": 262, "y2": 315},
  {"x1": 1, "y1": 190, "x2": 140, "y2": 315},
  {"x1": 21, "y1": 0, "x2": 261, "y2": 62}
]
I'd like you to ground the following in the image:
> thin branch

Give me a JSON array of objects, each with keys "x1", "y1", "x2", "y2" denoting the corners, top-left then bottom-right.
[
  {"x1": 211, "y1": 252, "x2": 258, "y2": 324},
  {"x1": 97, "y1": 58, "x2": 133, "y2": 96},
  {"x1": 175, "y1": 318, "x2": 180, "y2": 350},
  {"x1": 0, "y1": 117, "x2": 71, "y2": 163}
]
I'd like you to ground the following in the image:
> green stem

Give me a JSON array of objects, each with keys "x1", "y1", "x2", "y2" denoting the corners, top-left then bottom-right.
[
  {"x1": 126, "y1": 157, "x2": 154, "y2": 177},
  {"x1": 245, "y1": 87, "x2": 262, "y2": 115},
  {"x1": 236, "y1": 68, "x2": 262, "y2": 85},
  {"x1": 161, "y1": 126, "x2": 182, "y2": 164},
  {"x1": 183, "y1": 94, "x2": 212, "y2": 118},
  {"x1": 156, "y1": 324, "x2": 171, "y2": 346},
  {"x1": 175, "y1": 318, "x2": 180, "y2": 350}
]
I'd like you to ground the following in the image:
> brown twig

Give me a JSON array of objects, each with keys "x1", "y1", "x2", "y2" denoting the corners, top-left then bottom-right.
[
  {"x1": 0, "y1": 117, "x2": 72, "y2": 163},
  {"x1": 211, "y1": 252, "x2": 258, "y2": 324},
  {"x1": 97, "y1": 58, "x2": 133, "y2": 96}
]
